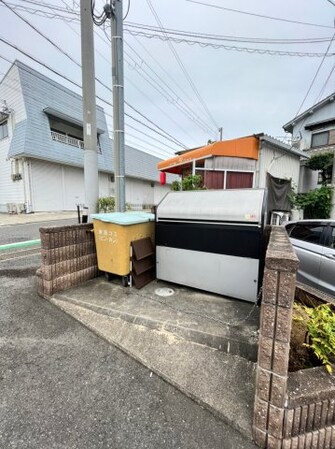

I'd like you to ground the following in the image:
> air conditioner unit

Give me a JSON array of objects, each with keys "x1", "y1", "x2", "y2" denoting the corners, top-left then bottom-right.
[
  {"x1": 16, "y1": 203, "x2": 26, "y2": 213},
  {"x1": 11, "y1": 173, "x2": 22, "y2": 181},
  {"x1": 270, "y1": 211, "x2": 291, "y2": 226},
  {"x1": 6, "y1": 203, "x2": 17, "y2": 214}
]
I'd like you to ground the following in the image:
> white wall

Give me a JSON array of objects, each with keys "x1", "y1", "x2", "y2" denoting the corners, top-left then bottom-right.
[
  {"x1": 292, "y1": 101, "x2": 335, "y2": 149},
  {"x1": 0, "y1": 65, "x2": 26, "y2": 212},
  {"x1": 0, "y1": 65, "x2": 27, "y2": 124},
  {"x1": 28, "y1": 159, "x2": 164, "y2": 212},
  {"x1": 153, "y1": 184, "x2": 171, "y2": 205},
  {"x1": 257, "y1": 143, "x2": 300, "y2": 189},
  {"x1": 125, "y1": 178, "x2": 154, "y2": 208},
  {"x1": 99, "y1": 173, "x2": 114, "y2": 199}
]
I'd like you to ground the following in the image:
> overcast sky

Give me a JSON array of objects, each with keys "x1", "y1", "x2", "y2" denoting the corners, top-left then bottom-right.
[{"x1": 0, "y1": 0, "x2": 334, "y2": 159}]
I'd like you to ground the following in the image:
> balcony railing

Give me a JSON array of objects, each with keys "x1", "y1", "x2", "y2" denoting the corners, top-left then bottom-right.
[
  {"x1": 51, "y1": 131, "x2": 101, "y2": 153},
  {"x1": 51, "y1": 131, "x2": 84, "y2": 149}
]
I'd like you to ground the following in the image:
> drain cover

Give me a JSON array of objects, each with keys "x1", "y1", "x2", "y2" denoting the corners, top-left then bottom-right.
[{"x1": 155, "y1": 287, "x2": 174, "y2": 297}]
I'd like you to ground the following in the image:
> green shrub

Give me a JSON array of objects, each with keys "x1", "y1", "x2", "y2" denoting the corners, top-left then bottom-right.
[
  {"x1": 97, "y1": 197, "x2": 115, "y2": 213},
  {"x1": 289, "y1": 185, "x2": 333, "y2": 219},
  {"x1": 171, "y1": 174, "x2": 206, "y2": 191},
  {"x1": 294, "y1": 303, "x2": 335, "y2": 374},
  {"x1": 97, "y1": 197, "x2": 132, "y2": 212}
]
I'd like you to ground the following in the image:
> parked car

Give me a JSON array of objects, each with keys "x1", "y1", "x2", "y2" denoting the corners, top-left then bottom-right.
[{"x1": 285, "y1": 219, "x2": 335, "y2": 297}]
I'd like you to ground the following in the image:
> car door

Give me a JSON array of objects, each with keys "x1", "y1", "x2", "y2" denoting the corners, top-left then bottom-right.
[
  {"x1": 319, "y1": 225, "x2": 335, "y2": 297},
  {"x1": 288, "y1": 222, "x2": 326, "y2": 289}
]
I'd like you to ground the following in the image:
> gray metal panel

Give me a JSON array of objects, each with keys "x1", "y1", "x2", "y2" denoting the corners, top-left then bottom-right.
[
  {"x1": 205, "y1": 156, "x2": 256, "y2": 171},
  {"x1": 156, "y1": 246, "x2": 259, "y2": 302},
  {"x1": 8, "y1": 120, "x2": 27, "y2": 157},
  {"x1": 156, "y1": 189, "x2": 265, "y2": 224}
]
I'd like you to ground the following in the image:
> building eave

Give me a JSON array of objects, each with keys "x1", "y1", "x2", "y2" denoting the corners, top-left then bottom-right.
[
  {"x1": 43, "y1": 107, "x2": 105, "y2": 134},
  {"x1": 283, "y1": 92, "x2": 335, "y2": 134}
]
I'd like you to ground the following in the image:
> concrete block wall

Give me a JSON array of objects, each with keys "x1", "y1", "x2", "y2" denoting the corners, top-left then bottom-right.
[
  {"x1": 37, "y1": 224, "x2": 98, "y2": 299},
  {"x1": 253, "y1": 226, "x2": 335, "y2": 449}
]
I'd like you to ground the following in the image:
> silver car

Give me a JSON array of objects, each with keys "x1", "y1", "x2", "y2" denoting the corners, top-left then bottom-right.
[{"x1": 285, "y1": 220, "x2": 335, "y2": 297}]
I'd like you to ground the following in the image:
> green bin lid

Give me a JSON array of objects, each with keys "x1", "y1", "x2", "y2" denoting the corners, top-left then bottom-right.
[{"x1": 91, "y1": 212, "x2": 155, "y2": 225}]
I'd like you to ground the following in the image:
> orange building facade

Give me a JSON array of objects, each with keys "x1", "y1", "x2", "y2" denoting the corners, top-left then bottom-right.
[{"x1": 158, "y1": 135, "x2": 260, "y2": 190}]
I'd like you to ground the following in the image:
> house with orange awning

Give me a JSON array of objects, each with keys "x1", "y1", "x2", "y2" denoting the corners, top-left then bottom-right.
[{"x1": 158, "y1": 133, "x2": 307, "y2": 191}]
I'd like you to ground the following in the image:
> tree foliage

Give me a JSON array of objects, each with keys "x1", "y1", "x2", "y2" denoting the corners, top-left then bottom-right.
[
  {"x1": 306, "y1": 152, "x2": 333, "y2": 185},
  {"x1": 289, "y1": 185, "x2": 333, "y2": 219}
]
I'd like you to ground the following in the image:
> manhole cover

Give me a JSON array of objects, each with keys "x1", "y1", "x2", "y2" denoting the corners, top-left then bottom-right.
[{"x1": 155, "y1": 288, "x2": 174, "y2": 297}]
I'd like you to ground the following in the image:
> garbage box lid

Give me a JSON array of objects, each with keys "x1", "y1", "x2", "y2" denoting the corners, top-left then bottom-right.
[{"x1": 91, "y1": 212, "x2": 155, "y2": 225}]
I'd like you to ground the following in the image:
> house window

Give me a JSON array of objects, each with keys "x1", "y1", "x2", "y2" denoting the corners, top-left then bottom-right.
[
  {"x1": 317, "y1": 169, "x2": 332, "y2": 185},
  {"x1": 311, "y1": 131, "x2": 329, "y2": 148},
  {"x1": 226, "y1": 171, "x2": 253, "y2": 189},
  {"x1": 0, "y1": 121, "x2": 8, "y2": 140}
]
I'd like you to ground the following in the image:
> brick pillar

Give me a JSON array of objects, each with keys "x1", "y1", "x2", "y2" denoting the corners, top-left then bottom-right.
[
  {"x1": 37, "y1": 224, "x2": 98, "y2": 299},
  {"x1": 253, "y1": 226, "x2": 299, "y2": 449}
]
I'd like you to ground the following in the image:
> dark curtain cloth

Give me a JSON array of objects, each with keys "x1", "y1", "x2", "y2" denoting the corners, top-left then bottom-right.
[{"x1": 266, "y1": 172, "x2": 292, "y2": 213}]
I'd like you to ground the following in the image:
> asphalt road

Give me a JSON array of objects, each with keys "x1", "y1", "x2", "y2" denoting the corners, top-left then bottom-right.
[
  {"x1": 0, "y1": 219, "x2": 77, "y2": 245},
  {"x1": 0, "y1": 252, "x2": 257, "y2": 449}
]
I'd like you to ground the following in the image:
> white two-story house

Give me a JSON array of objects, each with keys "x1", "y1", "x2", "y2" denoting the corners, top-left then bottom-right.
[
  {"x1": 0, "y1": 60, "x2": 172, "y2": 213},
  {"x1": 283, "y1": 92, "x2": 335, "y2": 218}
]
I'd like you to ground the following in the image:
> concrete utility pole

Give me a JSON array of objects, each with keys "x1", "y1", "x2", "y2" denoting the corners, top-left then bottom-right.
[
  {"x1": 80, "y1": 0, "x2": 99, "y2": 218},
  {"x1": 219, "y1": 127, "x2": 223, "y2": 141},
  {"x1": 111, "y1": 0, "x2": 126, "y2": 212}
]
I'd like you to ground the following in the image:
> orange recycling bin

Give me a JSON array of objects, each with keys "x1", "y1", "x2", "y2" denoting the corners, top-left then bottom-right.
[{"x1": 91, "y1": 212, "x2": 155, "y2": 276}]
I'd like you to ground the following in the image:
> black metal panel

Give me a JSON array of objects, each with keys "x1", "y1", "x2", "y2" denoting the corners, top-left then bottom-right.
[{"x1": 156, "y1": 221, "x2": 263, "y2": 259}]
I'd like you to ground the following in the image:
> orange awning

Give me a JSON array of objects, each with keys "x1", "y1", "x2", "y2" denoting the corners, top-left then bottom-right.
[{"x1": 158, "y1": 135, "x2": 259, "y2": 173}]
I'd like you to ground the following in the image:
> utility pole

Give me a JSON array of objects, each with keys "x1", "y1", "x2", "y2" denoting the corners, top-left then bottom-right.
[
  {"x1": 111, "y1": 0, "x2": 126, "y2": 212},
  {"x1": 80, "y1": 0, "x2": 99, "y2": 218},
  {"x1": 219, "y1": 127, "x2": 223, "y2": 141}
]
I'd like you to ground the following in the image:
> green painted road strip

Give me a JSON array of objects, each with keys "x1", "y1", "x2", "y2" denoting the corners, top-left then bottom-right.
[{"x1": 0, "y1": 239, "x2": 41, "y2": 251}]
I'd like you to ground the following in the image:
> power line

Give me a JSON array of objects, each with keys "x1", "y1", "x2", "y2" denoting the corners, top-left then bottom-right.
[
  {"x1": 100, "y1": 24, "x2": 214, "y2": 137},
  {"x1": 124, "y1": 69, "x2": 198, "y2": 143},
  {"x1": 123, "y1": 0, "x2": 131, "y2": 20},
  {"x1": 127, "y1": 34, "x2": 217, "y2": 125},
  {"x1": 3, "y1": 2, "x2": 333, "y2": 45},
  {"x1": 126, "y1": 22, "x2": 334, "y2": 45},
  {"x1": 0, "y1": 57, "x2": 177, "y2": 158},
  {"x1": 123, "y1": 37, "x2": 217, "y2": 134},
  {"x1": 125, "y1": 29, "x2": 335, "y2": 58},
  {"x1": 186, "y1": 0, "x2": 334, "y2": 30},
  {"x1": 124, "y1": 44, "x2": 216, "y2": 135},
  {"x1": 3, "y1": 2, "x2": 333, "y2": 53},
  {"x1": 295, "y1": 30, "x2": 335, "y2": 116},
  {"x1": 145, "y1": 0, "x2": 219, "y2": 136},
  {"x1": 0, "y1": 36, "x2": 186, "y2": 149},
  {"x1": 315, "y1": 61, "x2": 335, "y2": 102},
  {"x1": 94, "y1": 23, "x2": 201, "y2": 142},
  {"x1": 0, "y1": 2, "x2": 187, "y2": 148}
]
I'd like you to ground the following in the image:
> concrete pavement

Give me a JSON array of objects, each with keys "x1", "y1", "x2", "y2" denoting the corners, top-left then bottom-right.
[
  {"x1": 0, "y1": 211, "x2": 77, "y2": 226},
  {"x1": 51, "y1": 277, "x2": 260, "y2": 441},
  {"x1": 1, "y1": 253, "x2": 258, "y2": 449}
]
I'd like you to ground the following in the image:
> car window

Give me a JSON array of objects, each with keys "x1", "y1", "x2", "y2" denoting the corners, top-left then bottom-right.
[
  {"x1": 289, "y1": 224, "x2": 325, "y2": 245},
  {"x1": 327, "y1": 227, "x2": 335, "y2": 249}
]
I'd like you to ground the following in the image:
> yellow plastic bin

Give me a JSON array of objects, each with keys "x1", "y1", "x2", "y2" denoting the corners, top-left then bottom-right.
[{"x1": 91, "y1": 212, "x2": 155, "y2": 279}]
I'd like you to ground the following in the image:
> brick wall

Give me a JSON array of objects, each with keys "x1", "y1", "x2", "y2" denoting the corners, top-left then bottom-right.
[
  {"x1": 37, "y1": 224, "x2": 99, "y2": 299},
  {"x1": 253, "y1": 226, "x2": 335, "y2": 449}
]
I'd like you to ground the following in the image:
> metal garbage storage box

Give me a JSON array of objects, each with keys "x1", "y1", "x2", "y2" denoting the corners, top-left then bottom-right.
[
  {"x1": 91, "y1": 212, "x2": 155, "y2": 278},
  {"x1": 156, "y1": 189, "x2": 267, "y2": 302}
]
